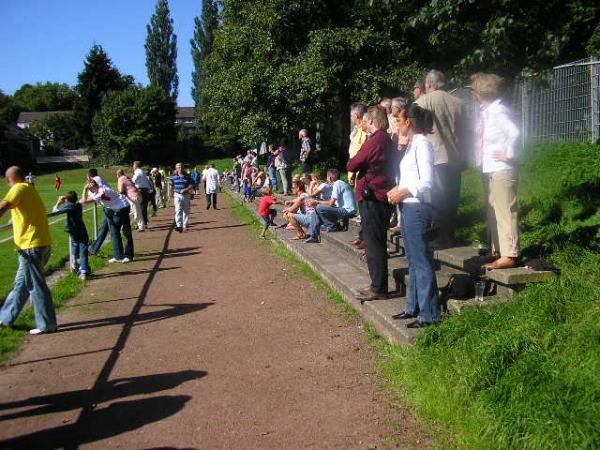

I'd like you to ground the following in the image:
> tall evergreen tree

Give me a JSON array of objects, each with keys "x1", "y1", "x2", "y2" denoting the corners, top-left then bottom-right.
[
  {"x1": 191, "y1": 0, "x2": 219, "y2": 111},
  {"x1": 145, "y1": 0, "x2": 179, "y2": 101},
  {"x1": 74, "y1": 44, "x2": 132, "y2": 146}
]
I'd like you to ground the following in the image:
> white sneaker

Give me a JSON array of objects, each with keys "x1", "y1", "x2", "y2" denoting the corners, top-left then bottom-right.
[
  {"x1": 29, "y1": 327, "x2": 56, "y2": 335},
  {"x1": 108, "y1": 258, "x2": 123, "y2": 263},
  {"x1": 121, "y1": 257, "x2": 131, "y2": 263}
]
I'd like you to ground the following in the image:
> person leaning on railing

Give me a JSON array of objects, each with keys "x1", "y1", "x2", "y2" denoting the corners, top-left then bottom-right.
[
  {"x1": 0, "y1": 166, "x2": 58, "y2": 335},
  {"x1": 470, "y1": 72, "x2": 520, "y2": 270}
]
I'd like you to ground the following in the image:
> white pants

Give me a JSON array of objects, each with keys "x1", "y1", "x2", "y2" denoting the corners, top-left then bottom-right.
[
  {"x1": 127, "y1": 197, "x2": 144, "y2": 230},
  {"x1": 174, "y1": 192, "x2": 191, "y2": 229}
]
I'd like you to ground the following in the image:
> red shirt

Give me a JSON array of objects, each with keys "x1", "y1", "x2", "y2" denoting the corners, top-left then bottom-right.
[
  {"x1": 347, "y1": 129, "x2": 395, "y2": 202},
  {"x1": 258, "y1": 195, "x2": 276, "y2": 216}
]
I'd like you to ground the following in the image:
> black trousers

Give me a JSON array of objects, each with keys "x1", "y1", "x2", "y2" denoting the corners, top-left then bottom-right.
[
  {"x1": 432, "y1": 163, "x2": 461, "y2": 247},
  {"x1": 360, "y1": 199, "x2": 392, "y2": 294},
  {"x1": 206, "y1": 193, "x2": 218, "y2": 209},
  {"x1": 139, "y1": 188, "x2": 151, "y2": 226}
]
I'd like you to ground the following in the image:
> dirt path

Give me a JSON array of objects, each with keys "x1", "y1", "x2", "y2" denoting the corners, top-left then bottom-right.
[{"x1": 0, "y1": 195, "x2": 427, "y2": 449}]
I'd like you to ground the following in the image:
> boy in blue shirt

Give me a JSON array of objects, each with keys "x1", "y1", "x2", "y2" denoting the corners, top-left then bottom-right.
[{"x1": 53, "y1": 191, "x2": 90, "y2": 280}]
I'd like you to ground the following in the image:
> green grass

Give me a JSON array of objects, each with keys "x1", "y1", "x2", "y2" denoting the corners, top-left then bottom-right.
[{"x1": 380, "y1": 248, "x2": 600, "y2": 450}]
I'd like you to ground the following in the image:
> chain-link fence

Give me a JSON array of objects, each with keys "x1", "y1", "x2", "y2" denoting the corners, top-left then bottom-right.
[{"x1": 514, "y1": 57, "x2": 600, "y2": 145}]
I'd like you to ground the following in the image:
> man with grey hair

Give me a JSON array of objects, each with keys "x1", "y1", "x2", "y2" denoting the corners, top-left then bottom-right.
[
  {"x1": 298, "y1": 129, "x2": 313, "y2": 173},
  {"x1": 169, "y1": 162, "x2": 194, "y2": 232},
  {"x1": 416, "y1": 69, "x2": 468, "y2": 248}
]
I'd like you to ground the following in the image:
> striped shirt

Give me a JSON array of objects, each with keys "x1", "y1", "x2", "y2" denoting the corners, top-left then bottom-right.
[{"x1": 169, "y1": 173, "x2": 193, "y2": 194}]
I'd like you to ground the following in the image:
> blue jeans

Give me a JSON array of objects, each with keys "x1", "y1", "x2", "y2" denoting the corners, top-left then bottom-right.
[
  {"x1": 401, "y1": 203, "x2": 441, "y2": 323},
  {"x1": 267, "y1": 167, "x2": 278, "y2": 190},
  {"x1": 71, "y1": 237, "x2": 90, "y2": 275},
  {"x1": 106, "y1": 206, "x2": 134, "y2": 260},
  {"x1": 90, "y1": 208, "x2": 109, "y2": 255},
  {"x1": 0, "y1": 246, "x2": 57, "y2": 331},
  {"x1": 309, "y1": 204, "x2": 355, "y2": 237}
]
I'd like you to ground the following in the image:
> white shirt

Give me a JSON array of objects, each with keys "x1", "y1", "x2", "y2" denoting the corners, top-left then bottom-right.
[
  {"x1": 479, "y1": 99, "x2": 520, "y2": 174},
  {"x1": 203, "y1": 168, "x2": 220, "y2": 194},
  {"x1": 132, "y1": 168, "x2": 153, "y2": 190},
  {"x1": 398, "y1": 134, "x2": 434, "y2": 204},
  {"x1": 92, "y1": 186, "x2": 127, "y2": 211}
]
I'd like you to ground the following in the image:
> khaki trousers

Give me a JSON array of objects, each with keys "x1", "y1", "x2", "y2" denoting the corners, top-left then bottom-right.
[{"x1": 484, "y1": 169, "x2": 519, "y2": 257}]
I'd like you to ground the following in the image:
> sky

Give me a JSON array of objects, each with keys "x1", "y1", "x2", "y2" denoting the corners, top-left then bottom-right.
[{"x1": 0, "y1": 0, "x2": 200, "y2": 106}]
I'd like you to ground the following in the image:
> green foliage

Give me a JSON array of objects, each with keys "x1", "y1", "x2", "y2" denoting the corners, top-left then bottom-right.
[
  {"x1": 92, "y1": 85, "x2": 176, "y2": 164},
  {"x1": 203, "y1": 0, "x2": 422, "y2": 160},
  {"x1": 381, "y1": 248, "x2": 600, "y2": 450},
  {"x1": 0, "y1": 90, "x2": 18, "y2": 132},
  {"x1": 145, "y1": 0, "x2": 178, "y2": 100},
  {"x1": 28, "y1": 112, "x2": 81, "y2": 152},
  {"x1": 191, "y1": 0, "x2": 220, "y2": 110},
  {"x1": 406, "y1": 0, "x2": 600, "y2": 80},
  {"x1": 12, "y1": 82, "x2": 76, "y2": 112},
  {"x1": 587, "y1": 22, "x2": 600, "y2": 57},
  {"x1": 74, "y1": 44, "x2": 133, "y2": 147}
]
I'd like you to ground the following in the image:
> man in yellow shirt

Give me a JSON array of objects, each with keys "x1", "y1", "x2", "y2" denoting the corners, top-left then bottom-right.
[
  {"x1": 0, "y1": 166, "x2": 57, "y2": 335},
  {"x1": 347, "y1": 102, "x2": 368, "y2": 186}
]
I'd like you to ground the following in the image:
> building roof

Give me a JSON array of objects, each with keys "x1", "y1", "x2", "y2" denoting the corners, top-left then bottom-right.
[
  {"x1": 176, "y1": 106, "x2": 195, "y2": 119},
  {"x1": 17, "y1": 111, "x2": 71, "y2": 124}
]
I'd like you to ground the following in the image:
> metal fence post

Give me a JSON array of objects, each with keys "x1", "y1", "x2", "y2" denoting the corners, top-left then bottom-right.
[
  {"x1": 591, "y1": 60, "x2": 599, "y2": 143},
  {"x1": 92, "y1": 202, "x2": 98, "y2": 240}
]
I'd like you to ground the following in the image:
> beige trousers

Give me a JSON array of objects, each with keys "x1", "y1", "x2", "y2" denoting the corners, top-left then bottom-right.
[{"x1": 484, "y1": 169, "x2": 519, "y2": 257}]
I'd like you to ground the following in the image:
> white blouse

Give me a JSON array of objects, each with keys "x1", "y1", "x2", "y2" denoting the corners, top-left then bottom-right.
[
  {"x1": 398, "y1": 134, "x2": 434, "y2": 204},
  {"x1": 480, "y1": 99, "x2": 520, "y2": 174}
]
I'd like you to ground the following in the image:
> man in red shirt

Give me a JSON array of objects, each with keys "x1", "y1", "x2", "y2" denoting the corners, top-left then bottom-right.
[{"x1": 347, "y1": 105, "x2": 395, "y2": 301}]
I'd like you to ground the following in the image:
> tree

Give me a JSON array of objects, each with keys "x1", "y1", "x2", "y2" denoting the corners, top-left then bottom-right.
[
  {"x1": 28, "y1": 112, "x2": 81, "y2": 152},
  {"x1": 191, "y1": 0, "x2": 220, "y2": 111},
  {"x1": 92, "y1": 85, "x2": 176, "y2": 163},
  {"x1": 74, "y1": 44, "x2": 133, "y2": 147},
  {"x1": 145, "y1": 0, "x2": 179, "y2": 100},
  {"x1": 13, "y1": 82, "x2": 76, "y2": 112},
  {"x1": 0, "y1": 90, "x2": 18, "y2": 132}
]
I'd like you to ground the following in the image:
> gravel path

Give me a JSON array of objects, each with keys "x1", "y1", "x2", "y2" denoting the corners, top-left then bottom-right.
[{"x1": 0, "y1": 196, "x2": 427, "y2": 449}]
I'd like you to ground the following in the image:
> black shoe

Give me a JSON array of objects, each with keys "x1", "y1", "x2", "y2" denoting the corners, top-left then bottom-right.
[
  {"x1": 406, "y1": 320, "x2": 433, "y2": 329},
  {"x1": 392, "y1": 311, "x2": 416, "y2": 320}
]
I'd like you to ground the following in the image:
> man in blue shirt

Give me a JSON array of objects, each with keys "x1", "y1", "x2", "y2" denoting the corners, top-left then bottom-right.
[
  {"x1": 170, "y1": 163, "x2": 194, "y2": 232},
  {"x1": 305, "y1": 169, "x2": 357, "y2": 243}
]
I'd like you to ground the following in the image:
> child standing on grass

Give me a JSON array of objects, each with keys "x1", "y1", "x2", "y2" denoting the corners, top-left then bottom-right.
[
  {"x1": 54, "y1": 174, "x2": 61, "y2": 191},
  {"x1": 52, "y1": 191, "x2": 90, "y2": 280},
  {"x1": 258, "y1": 187, "x2": 279, "y2": 239}
]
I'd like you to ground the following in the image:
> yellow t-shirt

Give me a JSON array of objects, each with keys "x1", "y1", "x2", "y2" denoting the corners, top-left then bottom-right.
[{"x1": 3, "y1": 182, "x2": 51, "y2": 250}]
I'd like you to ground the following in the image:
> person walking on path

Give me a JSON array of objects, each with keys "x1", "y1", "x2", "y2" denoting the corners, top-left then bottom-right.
[
  {"x1": 203, "y1": 164, "x2": 220, "y2": 210},
  {"x1": 170, "y1": 162, "x2": 194, "y2": 232},
  {"x1": 52, "y1": 191, "x2": 90, "y2": 280},
  {"x1": 132, "y1": 161, "x2": 153, "y2": 229},
  {"x1": 298, "y1": 129, "x2": 313, "y2": 173},
  {"x1": 191, "y1": 167, "x2": 201, "y2": 195},
  {"x1": 151, "y1": 168, "x2": 165, "y2": 208},
  {"x1": 0, "y1": 166, "x2": 57, "y2": 335},
  {"x1": 348, "y1": 106, "x2": 395, "y2": 302},
  {"x1": 82, "y1": 180, "x2": 133, "y2": 263}
]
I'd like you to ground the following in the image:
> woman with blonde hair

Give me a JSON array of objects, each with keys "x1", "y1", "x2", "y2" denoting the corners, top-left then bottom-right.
[{"x1": 470, "y1": 72, "x2": 520, "y2": 270}]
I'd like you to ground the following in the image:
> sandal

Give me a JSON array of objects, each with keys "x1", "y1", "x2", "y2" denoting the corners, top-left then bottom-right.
[{"x1": 289, "y1": 235, "x2": 307, "y2": 241}]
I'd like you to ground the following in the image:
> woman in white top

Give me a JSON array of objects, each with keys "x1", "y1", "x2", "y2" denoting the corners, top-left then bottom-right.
[
  {"x1": 387, "y1": 103, "x2": 441, "y2": 328},
  {"x1": 471, "y1": 73, "x2": 520, "y2": 270}
]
